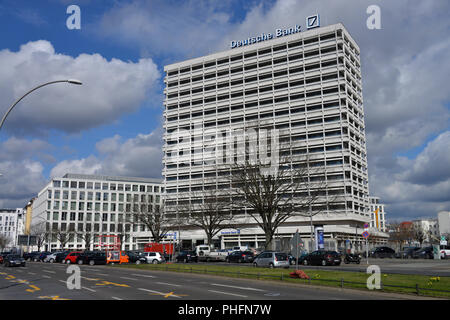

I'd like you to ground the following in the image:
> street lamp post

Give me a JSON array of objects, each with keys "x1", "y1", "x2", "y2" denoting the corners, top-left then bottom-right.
[{"x1": 0, "y1": 79, "x2": 82, "y2": 131}]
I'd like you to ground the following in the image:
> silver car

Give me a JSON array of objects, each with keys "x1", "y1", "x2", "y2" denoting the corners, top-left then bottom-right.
[{"x1": 253, "y1": 251, "x2": 290, "y2": 268}]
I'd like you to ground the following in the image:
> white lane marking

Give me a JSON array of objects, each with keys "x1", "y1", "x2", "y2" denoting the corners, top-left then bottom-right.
[
  {"x1": 131, "y1": 274, "x2": 155, "y2": 278},
  {"x1": 42, "y1": 275, "x2": 51, "y2": 279},
  {"x1": 156, "y1": 282, "x2": 181, "y2": 287},
  {"x1": 28, "y1": 272, "x2": 36, "y2": 275},
  {"x1": 83, "y1": 287, "x2": 96, "y2": 292},
  {"x1": 138, "y1": 288, "x2": 182, "y2": 298},
  {"x1": 95, "y1": 273, "x2": 109, "y2": 276},
  {"x1": 211, "y1": 283, "x2": 265, "y2": 292},
  {"x1": 208, "y1": 290, "x2": 248, "y2": 298},
  {"x1": 120, "y1": 277, "x2": 138, "y2": 281},
  {"x1": 111, "y1": 296, "x2": 123, "y2": 300},
  {"x1": 43, "y1": 270, "x2": 56, "y2": 274}
]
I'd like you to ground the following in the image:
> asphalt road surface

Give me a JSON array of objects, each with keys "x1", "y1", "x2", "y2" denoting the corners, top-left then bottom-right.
[{"x1": 0, "y1": 261, "x2": 433, "y2": 301}]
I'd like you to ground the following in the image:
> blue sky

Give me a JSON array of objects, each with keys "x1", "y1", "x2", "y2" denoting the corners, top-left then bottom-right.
[{"x1": 0, "y1": 0, "x2": 449, "y2": 222}]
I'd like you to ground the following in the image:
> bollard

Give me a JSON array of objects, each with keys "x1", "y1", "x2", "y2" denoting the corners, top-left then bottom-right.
[
  {"x1": 416, "y1": 284, "x2": 420, "y2": 295},
  {"x1": 340, "y1": 278, "x2": 344, "y2": 288}
]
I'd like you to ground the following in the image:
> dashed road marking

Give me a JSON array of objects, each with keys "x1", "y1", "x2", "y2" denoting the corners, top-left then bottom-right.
[
  {"x1": 210, "y1": 283, "x2": 265, "y2": 292},
  {"x1": 138, "y1": 288, "x2": 182, "y2": 298},
  {"x1": 131, "y1": 274, "x2": 155, "y2": 278},
  {"x1": 120, "y1": 277, "x2": 138, "y2": 281},
  {"x1": 208, "y1": 290, "x2": 247, "y2": 298},
  {"x1": 156, "y1": 282, "x2": 181, "y2": 287}
]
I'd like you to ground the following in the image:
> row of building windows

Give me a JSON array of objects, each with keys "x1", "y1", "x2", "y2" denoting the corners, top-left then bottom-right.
[
  {"x1": 52, "y1": 180, "x2": 162, "y2": 193},
  {"x1": 166, "y1": 58, "x2": 342, "y2": 104},
  {"x1": 167, "y1": 72, "x2": 344, "y2": 112},
  {"x1": 167, "y1": 113, "x2": 344, "y2": 145},
  {"x1": 47, "y1": 200, "x2": 161, "y2": 211},
  {"x1": 166, "y1": 31, "x2": 348, "y2": 77},
  {"x1": 47, "y1": 191, "x2": 161, "y2": 202},
  {"x1": 167, "y1": 45, "x2": 342, "y2": 88}
]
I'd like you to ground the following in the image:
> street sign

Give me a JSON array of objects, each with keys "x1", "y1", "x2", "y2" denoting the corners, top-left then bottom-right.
[
  {"x1": 441, "y1": 240, "x2": 448, "y2": 246},
  {"x1": 363, "y1": 223, "x2": 369, "y2": 229},
  {"x1": 362, "y1": 231, "x2": 369, "y2": 239}
]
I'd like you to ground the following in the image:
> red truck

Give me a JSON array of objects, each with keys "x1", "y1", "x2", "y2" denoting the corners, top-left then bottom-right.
[{"x1": 144, "y1": 243, "x2": 174, "y2": 255}]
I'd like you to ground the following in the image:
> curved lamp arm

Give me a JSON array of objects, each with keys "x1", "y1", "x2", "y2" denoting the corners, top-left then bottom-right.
[{"x1": 0, "y1": 79, "x2": 82, "y2": 131}]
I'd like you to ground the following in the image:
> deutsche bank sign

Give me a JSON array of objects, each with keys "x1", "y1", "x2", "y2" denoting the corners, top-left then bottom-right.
[{"x1": 230, "y1": 14, "x2": 320, "y2": 49}]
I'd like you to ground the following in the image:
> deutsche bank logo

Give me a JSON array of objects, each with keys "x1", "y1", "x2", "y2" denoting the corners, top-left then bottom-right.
[{"x1": 306, "y1": 14, "x2": 320, "y2": 29}]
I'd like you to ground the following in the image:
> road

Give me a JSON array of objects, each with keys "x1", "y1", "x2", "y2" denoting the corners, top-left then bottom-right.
[
  {"x1": 0, "y1": 261, "x2": 426, "y2": 301},
  {"x1": 203, "y1": 258, "x2": 450, "y2": 276}
]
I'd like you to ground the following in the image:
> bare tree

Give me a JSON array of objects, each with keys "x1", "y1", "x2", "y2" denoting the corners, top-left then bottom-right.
[
  {"x1": 388, "y1": 221, "x2": 414, "y2": 250},
  {"x1": 126, "y1": 194, "x2": 173, "y2": 243},
  {"x1": 0, "y1": 234, "x2": 10, "y2": 250},
  {"x1": 177, "y1": 186, "x2": 236, "y2": 248},
  {"x1": 30, "y1": 221, "x2": 50, "y2": 251},
  {"x1": 227, "y1": 124, "x2": 336, "y2": 251},
  {"x1": 412, "y1": 224, "x2": 426, "y2": 246},
  {"x1": 78, "y1": 233, "x2": 93, "y2": 251}
]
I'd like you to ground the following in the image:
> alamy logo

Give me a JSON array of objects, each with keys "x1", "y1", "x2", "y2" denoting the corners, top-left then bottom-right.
[
  {"x1": 366, "y1": 265, "x2": 381, "y2": 290},
  {"x1": 66, "y1": 5, "x2": 81, "y2": 30},
  {"x1": 66, "y1": 265, "x2": 81, "y2": 290}
]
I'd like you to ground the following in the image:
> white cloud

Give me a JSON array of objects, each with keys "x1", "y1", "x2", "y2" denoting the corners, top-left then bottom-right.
[
  {"x1": 0, "y1": 40, "x2": 160, "y2": 135},
  {"x1": 49, "y1": 128, "x2": 163, "y2": 179}
]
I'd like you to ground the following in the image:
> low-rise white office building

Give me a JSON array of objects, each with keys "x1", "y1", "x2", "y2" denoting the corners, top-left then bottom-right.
[
  {"x1": 0, "y1": 208, "x2": 25, "y2": 249},
  {"x1": 31, "y1": 173, "x2": 163, "y2": 251}
]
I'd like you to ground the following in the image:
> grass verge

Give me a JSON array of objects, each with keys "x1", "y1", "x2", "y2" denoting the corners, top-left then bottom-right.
[{"x1": 111, "y1": 263, "x2": 450, "y2": 299}]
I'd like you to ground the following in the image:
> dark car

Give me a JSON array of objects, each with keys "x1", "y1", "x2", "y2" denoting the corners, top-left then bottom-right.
[
  {"x1": 3, "y1": 254, "x2": 26, "y2": 267},
  {"x1": 176, "y1": 251, "x2": 198, "y2": 263},
  {"x1": 226, "y1": 250, "x2": 255, "y2": 263},
  {"x1": 37, "y1": 251, "x2": 52, "y2": 262},
  {"x1": 302, "y1": 250, "x2": 342, "y2": 266},
  {"x1": 124, "y1": 251, "x2": 147, "y2": 264},
  {"x1": 288, "y1": 252, "x2": 309, "y2": 265},
  {"x1": 76, "y1": 251, "x2": 107, "y2": 265},
  {"x1": 368, "y1": 247, "x2": 396, "y2": 258},
  {"x1": 55, "y1": 251, "x2": 70, "y2": 263},
  {"x1": 23, "y1": 251, "x2": 40, "y2": 261},
  {"x1": 395, "y1": 247, "x2": 421, "y2": 259},
  {"x1": 412, "y1": 246, "x2": 434, "y2": 259}
]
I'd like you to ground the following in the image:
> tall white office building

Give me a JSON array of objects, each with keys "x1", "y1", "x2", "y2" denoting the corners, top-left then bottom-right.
[
  {"x1": 163, "y1": 22, "x2": 387, "y2": 251},
  {"x1": 31, "y1": 173, "x2": 163, "y2": 251}
]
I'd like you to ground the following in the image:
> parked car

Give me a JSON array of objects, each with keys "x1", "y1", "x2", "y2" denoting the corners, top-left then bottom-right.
[
  {"x1": 3, "y1": 254, "x2": 26, "y2": 267},
  {"x1": 368, "y1": 247, "x2": 396, "y2": 258},
  {"x1": 440, "y1": 245, "x2": 450, "y2": 259},
  {"x1": 253, "y1": 251, "x2": 290, "y2": 268},
  {"x1": 64, "y1": 251, "x2": 83, "y2": 264},
  {"x1": 412, "y1": 246, "x2": 434, "y2": 259},
  {"x1": 302, "y1": 250, "x2": 342, "y2": 266},
  {"x1": 76, "y1": 251, "x2": 107, "y2": 265},
  {"x1": 395, "y1": 247, "x2": 420, "y2": 259},
  {"x1": 23, "y1": 251, "x2": 40, "y2": 262},
  {"x1": 288, "y1": 251, "x2": 309, "y2": 265},
  {"x1": 141, "y1": 252, "x2": 165, "y2": 264},
  {"x1": 226, "y1": 250, "x2": 255, "y2": 263},
  {"x1": 0, "y1": 255, "x2": 3, "y2": 264},
  {"x1": 37, "y1": 251, "x2": 52, "y2": 262},
  {"x1": 176, "y1": 251, "x2": 198, "y2": 263},
  {"x1": 55, "y1": 251, "x2": 70, "y2": 263},
  {"x1": 124, "y1": 251, "x2": 147, "y2": 264},
  {"x1": 231, "y1": 246, "x2": 249, "y2": 252},
  {"x1": 44, "y1": 252, "x2": 62, "y2": 263},
  {"x1": 344, "y1": 253, "x2": 361, "y2": 264}
]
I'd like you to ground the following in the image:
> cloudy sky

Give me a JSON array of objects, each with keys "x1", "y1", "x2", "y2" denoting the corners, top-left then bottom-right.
[{"x1": 0, "y1": 0, "x2": 448, "y2": 221}]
